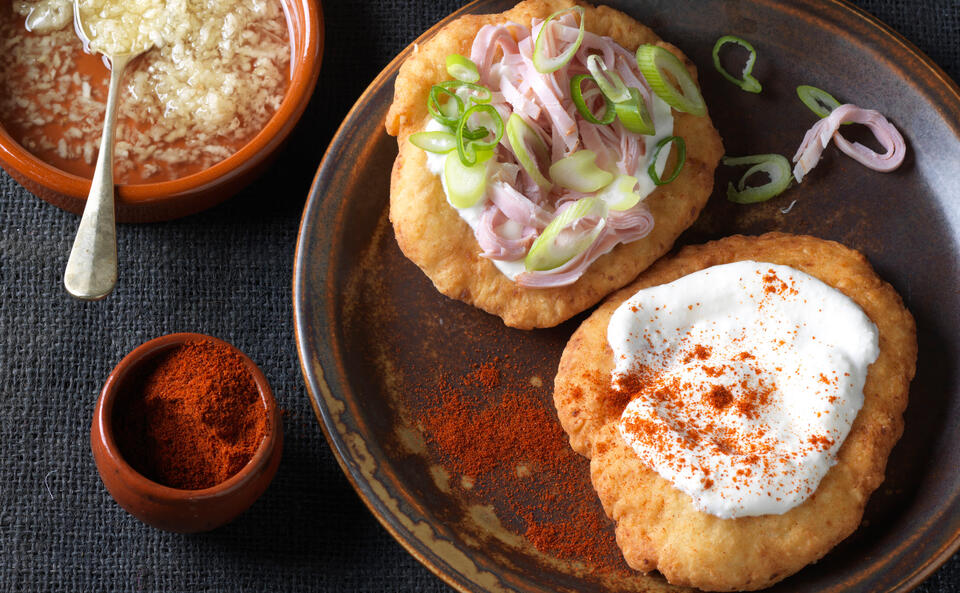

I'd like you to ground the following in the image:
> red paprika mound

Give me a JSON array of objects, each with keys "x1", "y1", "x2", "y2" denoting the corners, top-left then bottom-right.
[{"x1": 114, "y1": 340, "x2": 268, "y2": 490}]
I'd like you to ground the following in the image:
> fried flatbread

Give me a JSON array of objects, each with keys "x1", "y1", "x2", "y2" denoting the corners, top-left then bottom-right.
[
  {"x1": 553, "y1": 233, "x2": 917, "y2": 591},
  {"x1": 385, "y1": 0, "x2": 723, "y2": 329}
]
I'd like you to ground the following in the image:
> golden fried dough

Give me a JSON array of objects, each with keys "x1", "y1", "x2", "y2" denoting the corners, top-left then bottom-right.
[
  {"x1": 553, "y1": 233, "x2": 917, "y2": 591},
  {"x1": 385, "y1": 0, "x2": 723, "y2": 329}
]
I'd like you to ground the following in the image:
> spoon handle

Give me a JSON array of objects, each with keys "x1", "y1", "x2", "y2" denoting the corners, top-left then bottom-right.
[{"x1": 63, "y1": 53, "x2": 132, "y2": 300}]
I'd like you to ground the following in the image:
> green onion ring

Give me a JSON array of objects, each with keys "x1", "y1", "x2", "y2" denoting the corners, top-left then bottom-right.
[
  {"x1": 635, "y1": 45, "x2": 706, "y2": 116},
  {"x1": 444, "y1": 152, "x2": 488, "y2": 208},
  {"x1": 586, "y1": 54, "x2": 630, "y2": 104},
  {"x1": 648, "y1": 136, "x2": 686, "y2": 186},
  {"x1": 428, "y1": 85, "x2": 463, "y2": 128},
  {"x1": 440, "y1": 80, "x2": 492, "y2": 104},
  {"x1": 533, "y1": 6, "x2": 585, "y2": 74},
  {"x1": 460, "y1": 126, "x2": 490, "y2": 141},
  {"x1": 796, "y1": 85, "x2": 843, "y2": 119},
  {"x1": 571, "y1": 74, "x2": 615, "y2": 125},
  {"x1": 525, "y1": 196, "x2": 606, "y2": 271},
  {"x1": 446, "y1": 54, "x2": 480, "y2": 83},
  {"x1": 506, "y1": 113, "x2": 553, "y2": 192},
  {"x1": 409, "y1": 131, "x2": 457, "y2": 153},
  {"x1": 456, "y1": 104, "x2": 504, "y2": 165},
  {"x1": 723, "y1": 154, "x2": 793, "y2": 203},
  {"x1": 711, "y1": 35, "x2": 762, "y2": 93},
  {"x1": 597, "y1": 174, "x2": 642, "y2": 211},
  {"x1": 614, "y1": 88, "x2": 656, "y2": 135},
  {"x1": 548, "y1": 150, "x2": 614, "y2": 193}
]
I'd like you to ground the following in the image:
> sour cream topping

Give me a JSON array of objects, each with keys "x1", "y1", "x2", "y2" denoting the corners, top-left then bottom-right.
[{"x1": 608, "y1": 261, "x2": 879, "y2": 518}]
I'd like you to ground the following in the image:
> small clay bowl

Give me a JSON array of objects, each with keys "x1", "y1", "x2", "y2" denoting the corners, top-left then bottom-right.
[
  {"x1": 0, "y1": 0, "x2": 323, "y2": 223},
  {"x1": 91, "y1": 333, "x2": 283, "y2": 533}
]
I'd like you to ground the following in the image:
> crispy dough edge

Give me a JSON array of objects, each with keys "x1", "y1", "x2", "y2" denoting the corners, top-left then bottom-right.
[
  {"x1": 553, "y1": 232, "x2": 917, "y2": 591},
  {"x1": 385, "y1": 0, "x2": 724, "y2": 329}
]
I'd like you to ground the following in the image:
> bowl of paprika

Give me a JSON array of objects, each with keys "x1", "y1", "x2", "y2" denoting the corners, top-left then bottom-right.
[{"x1": 91, "y1": 333, "x2": 282, "y2": 533}]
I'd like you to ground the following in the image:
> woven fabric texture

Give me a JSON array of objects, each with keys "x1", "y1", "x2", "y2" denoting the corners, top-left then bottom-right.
[{"x1": 0, "y1": 1, "x2": 957, "y2": 591}]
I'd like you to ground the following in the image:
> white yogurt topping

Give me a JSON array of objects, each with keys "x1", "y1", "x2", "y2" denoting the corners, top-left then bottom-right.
[
  {"x1": 424, "y1": 95, "x2": 673, "y2": 281},
  {"x1": 608, "y1": 261, "x2": 879, "y2": 518}
]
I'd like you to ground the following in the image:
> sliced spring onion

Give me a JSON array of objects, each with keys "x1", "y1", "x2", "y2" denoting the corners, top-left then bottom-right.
[
  {"x1": 446, "y1": 54, "x2": 480, "y2": 83},
  {"x1": 460, "y1": 126, "x2": 491, "y2": 141},
  {"x1": 571, "y1": 74, "x2": 615, "y2": 125},
  {"x1": 409, "y1": 131, "x2": 457, "y2": 153},
  {"x1": 455, "y1": 104, "x2": 504, "y2": 165},
  {"x1": 525, "y1": 197, "x2": 607, "y2": 271},
  {"x1": 797, "y1": 85, "x2": 842, "y2": 119},
  {"x1": 648, "y1": 136, "x2": 686, "y2": 186},
  {"x1": 614, "y1": 88, "x2": 656, "y2": 135},
  {"x1": 444, "y1": 152, "x2": 488, "y2": 208},
  {"x1": 585, "y1": 54, "x2": 630, "y2": 104},
  {"x1": 462, "y1": 105, "x2": 503, "y2": 150},
  {"x1": 597, "y1": 174, "x2": 642, "y2": 210},
  {"x1": 533, "y1": 6, "x2": 585, "y2": 74},
  {"x1": 549, "y1": 150, "x2": 614, "y2": 193},
  {"x1": 711, "y1": 35, "x2": 762, "y2": 93},
  {"x1": 428, "y1": 85, "x2": 463, "y2": 128},
  {"x1": 723, "y1": 153, "x2": 792, "y2": 203},
  {"x1": 635, "y1": 45, "x2": 706, "y2": 116},
  {"x1": 505, "y1": 113, "x2": 553, "y2": 192},
  {"x1": 440, "y1": 80, "x2": 492, "y2": 104}
]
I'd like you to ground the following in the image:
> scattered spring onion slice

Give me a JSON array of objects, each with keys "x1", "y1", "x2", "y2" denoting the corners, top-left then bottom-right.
[
  {"x1": 571, "y1": 74, "x2": 615, "y2": 125},
  {"x1": 428, "y1": 85, "x2": 463, "y2": 128},
  {"x1": 597, "y1": 174, "x2": 642, "y2": 210},
  {"x1": 409, "y1": 130, "x2": 457, "y2": 153},
  {"x1": 444, "y1": 151, "x2": 488, "y2": 208},
  {"x1": 712, "y1": 35, "x2": 762, "y2": 93},
  {"x1": 723, "y1": 153, "x2": 792, "y2": 203},
  {"x1": 797, "y1": 85, "x2": 842, "y2": 119},
  {"x1": 636, "y1": 45, "x2": 706, "y2": 116},
  {"x1": 440, "y1": 80, "x2": 492, "y2": 104},
  {"x1": 648, "y1": 136, "x2": 686, "y2": 185},
  {"x1": 446, "y1": 54, "x2": 480, "y2": 83},
  {"x1": 506, "y1": 113, "x2": 553, "y2": 192},
  {"x1": 549, "y1": 150, "x2": 614, "y2": 193},
  {"x1": 525, "y1": 197, "x2": 607, "y2": 271},
  {"x1": 586, "y1": 54, "x2": 630, "y2": 104},
  {"x1": 456, "y1": 104, "x2": 504, "y2": 165},
  {"x1": 533, "y1": 5, "x2": 585, "y2": 74},
  {"x1": 614, "y1": 88, "x2": 656, "y2": 135}
]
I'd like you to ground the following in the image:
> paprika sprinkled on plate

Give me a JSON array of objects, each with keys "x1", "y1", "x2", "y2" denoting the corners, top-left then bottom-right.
[
  {"x1": 412, "y1": 358, "x2": 630, "y2": 573},
  {"x1": 113, "y1": 339, "x2": 268, "y2": 490}
]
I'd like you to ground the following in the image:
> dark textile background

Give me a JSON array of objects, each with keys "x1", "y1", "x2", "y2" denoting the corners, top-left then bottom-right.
[{"x1": 1, "y1": 1, "x2": 957, "y2": 591}]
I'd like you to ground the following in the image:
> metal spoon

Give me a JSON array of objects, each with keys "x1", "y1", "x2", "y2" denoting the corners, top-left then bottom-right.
[{"x1": 64, "y1": 4, "x2": 151, "y2": 300}]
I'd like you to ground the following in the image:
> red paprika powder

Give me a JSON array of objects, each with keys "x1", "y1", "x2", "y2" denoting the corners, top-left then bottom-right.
[
  {"x1": 114, "y1": 339, "x2": 268, "y2": 490},
  {"x1": 414, "y1": 357, "x2": 631, "y2": 575}
]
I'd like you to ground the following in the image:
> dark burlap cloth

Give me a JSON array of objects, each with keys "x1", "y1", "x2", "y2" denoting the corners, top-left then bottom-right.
[{"x1": 0, "y1": 1, "x2": 956, "y2": 591}]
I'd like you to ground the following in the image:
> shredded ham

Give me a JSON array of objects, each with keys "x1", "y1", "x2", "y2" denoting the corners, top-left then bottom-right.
[
  {"x1": 516, "y1": 201, "x2": 654, "y2": 287},
  {"x1": 461, "y1": 15, "x2": 657, "y2": 288},
  {"x1": 793, "y1": 103, "x2": 906, "y2": 183}
]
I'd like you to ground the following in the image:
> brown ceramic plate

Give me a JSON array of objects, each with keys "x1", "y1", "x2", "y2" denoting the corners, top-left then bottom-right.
[{"x1": 294, "y1": 1, "x2": 960, "y2": 591}]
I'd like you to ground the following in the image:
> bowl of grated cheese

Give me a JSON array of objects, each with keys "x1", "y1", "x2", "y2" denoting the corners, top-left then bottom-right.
[{"x1": 0, "y1": 0, "x2": 323, "y2": 222}]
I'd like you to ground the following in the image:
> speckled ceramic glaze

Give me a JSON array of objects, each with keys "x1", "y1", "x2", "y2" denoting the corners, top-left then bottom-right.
[
  {"x1": 92, "y1": 333, "x2": 283, "y2": 533},
  {"x1": 294, "y1": 0, "x2": 960, "y2": 591},
  {"x1": 0, "y1": 0, "x2": 324, "y2": 223}
]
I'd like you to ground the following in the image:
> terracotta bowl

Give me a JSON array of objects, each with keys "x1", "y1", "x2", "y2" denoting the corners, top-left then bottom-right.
[
  {"x1": 0, "y1": 0, "x2": 323, "y2": 223},
  {"x1": 91, "y1": 333, "x2": 283, "y2": 533}
]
